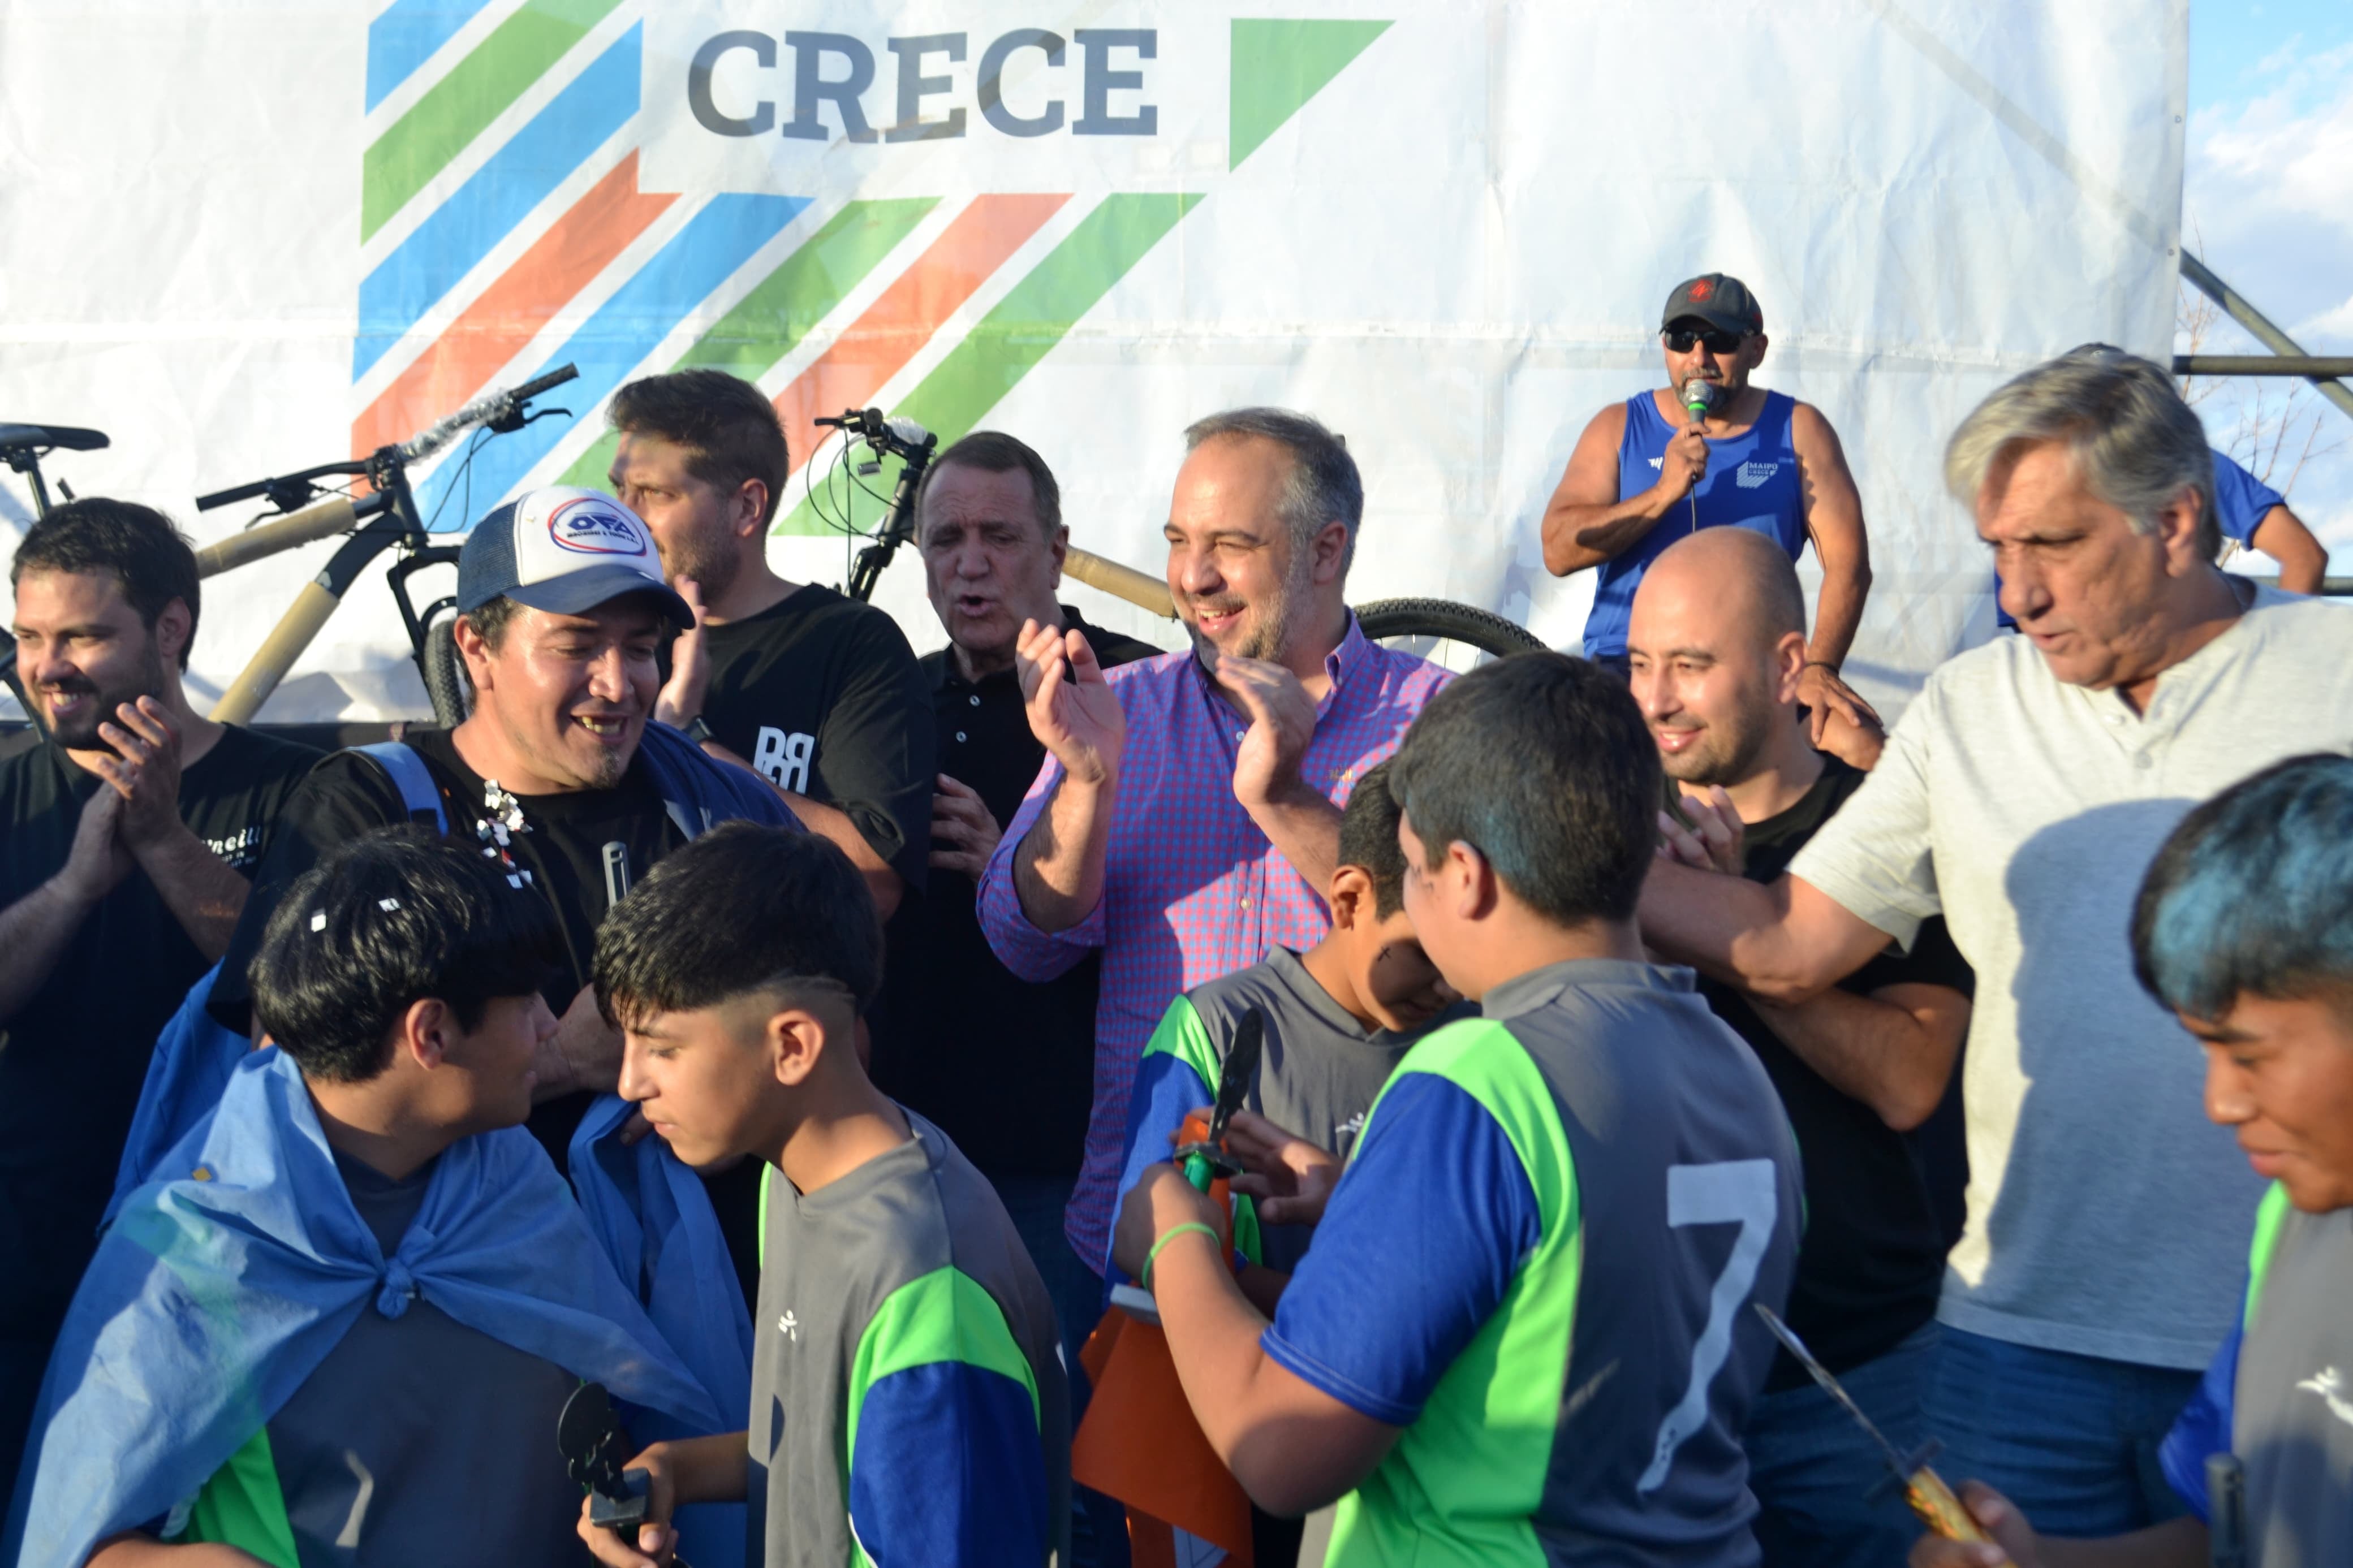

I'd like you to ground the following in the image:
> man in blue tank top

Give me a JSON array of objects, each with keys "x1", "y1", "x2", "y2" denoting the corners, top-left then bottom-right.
[{"x1": 1542, "y1": 273, "x2": 1877, "y2": 737}]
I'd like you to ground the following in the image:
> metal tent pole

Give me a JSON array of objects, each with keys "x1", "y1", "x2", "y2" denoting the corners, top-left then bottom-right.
[{"x1": 2179, "y1": 252, "x2": 2353, "y2": 424}]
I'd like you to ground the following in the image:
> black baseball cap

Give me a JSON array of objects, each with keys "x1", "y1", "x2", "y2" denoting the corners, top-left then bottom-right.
[
  {"x1": 456, "y1": 486, "x2": 691, "y2": 624},
  {"x1": 1661, "y1": 274, "x2": 1765, "y2": 336}
]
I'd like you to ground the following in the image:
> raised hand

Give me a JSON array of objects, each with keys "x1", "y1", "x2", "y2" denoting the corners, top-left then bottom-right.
[
  {"x1": 1218, "y1": 655, "x2": 1317, "y2": 813},
  {"x1": 57, "y1": 777, "x2": 134, "y2": 905},
  {"x1": 1656, "y1": 786, "x2": 1745, "y2": 876},
  {"x1": 1017, "y1": 618, "x2": 1124, "y2": 787},
  {"x1": 929, "y1": 773, "x2": 1002, "y2": 880},
  {"x1": 654, "y1": 576, "x2": 709, "y2": 731},
  {"x1": 1796, "y1": 662, "x2": 1882, "y2": 745},
  {"x1": 1223, "y1": 1109, "x2": 1344, "y2": 1227},
  {"x1": 91, "y1": 697, "x2": 186, "y2": 853}
]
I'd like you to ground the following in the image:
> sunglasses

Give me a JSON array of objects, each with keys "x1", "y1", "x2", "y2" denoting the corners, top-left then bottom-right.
[{"x1": 1664, "y1": 328, "x2": 1749, "y2": 355}]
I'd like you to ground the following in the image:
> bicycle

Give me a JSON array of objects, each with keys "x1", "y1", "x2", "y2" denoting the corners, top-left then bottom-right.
[
  {"x1": 186, "y1": 364, "x2": 582, "y2": 728},
  {"x1": 0, "y1": 420, "x2": 113, "y2": 711},
  {"x1": 801, "y1": 407, "x2": 1546, "y2": 667}
]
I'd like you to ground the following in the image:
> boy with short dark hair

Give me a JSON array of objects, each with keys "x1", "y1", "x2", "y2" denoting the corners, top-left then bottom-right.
[
  {"x1": 1113, "y1": 653, "x2": 1804, "y2": 1564},
  {"x1": 583, "y1": 822, "x2": 1068, "y2": 1568},
  {"x1": 7, "y1": 827, "x2": 722, "y2": 1568},
  {"x1": 1113, "y1": 760, "x2": 1467, "y2": 1280},
  {"x1": 1912, "y1": 751, "x2": 2353, "y2": 1568}
]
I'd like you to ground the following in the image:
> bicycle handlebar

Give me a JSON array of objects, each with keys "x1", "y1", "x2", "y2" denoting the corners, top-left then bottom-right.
[{"x1": 399, "y1": 362, "x2": 578, "y2": 464}]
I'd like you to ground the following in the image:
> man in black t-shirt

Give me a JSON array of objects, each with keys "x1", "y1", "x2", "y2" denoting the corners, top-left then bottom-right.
[
  {"x1": 604, "y1": 369, "x2": 933, "y2": 919},
  {"x1": 1628, "y1": 527, "x2": 1973, "y2": 1568},
  {"x1": 208, "y1": 486, "x2": 795, "y2": 1301},
  {"x1": 880, "y1": 430, "x2": 1160, "y2": 1568},
  {"x1": 0, "y1": 499, "x2": 317, "y2": 1498}
]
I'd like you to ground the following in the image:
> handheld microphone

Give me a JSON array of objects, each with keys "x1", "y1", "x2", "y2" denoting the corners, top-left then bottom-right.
[
  {"x1": 1681, "y1": 379, "x2": 1719, "y2": 426},
  {"x1": 1677, "y1": 381, "x2": 1718, "y2": 533}
]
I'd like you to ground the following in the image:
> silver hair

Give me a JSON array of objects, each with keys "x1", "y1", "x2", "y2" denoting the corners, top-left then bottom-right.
[
  {"x1": 1943, "y1": 347, "x2": 2218, "y2": 559},
  {"x1": 1182, "y1": 407, "x2": 1364, "y2": 573}
]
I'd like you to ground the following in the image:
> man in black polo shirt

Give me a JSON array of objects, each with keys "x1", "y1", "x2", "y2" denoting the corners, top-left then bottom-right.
[
  {"x1": 881, "y1": 429, "x2": 1159, "y2": 1568},
  {"x1": 206, "y1": 487, "x2": 796, "y2": 1299},
  {"x1": 1628, "y1": 526, "x2": 1973, "y2": 1568},
  {"x1": 606, "y1": 368, "x2": 932, "y2": 919},
  {"x1": 0, "y1": 499, "x2": 317, "y2": 1498}
]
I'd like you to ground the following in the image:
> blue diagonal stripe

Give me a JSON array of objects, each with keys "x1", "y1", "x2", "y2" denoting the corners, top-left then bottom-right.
[
  {"x1": 416, "y1": 192, "x2": 814, "y2": 529},
  {"x1": 354, "y1": 21, "x2": 640, "y2": 382},
  {"x1": 365, "y1": 0, "x2": 497, "y2": 111}
]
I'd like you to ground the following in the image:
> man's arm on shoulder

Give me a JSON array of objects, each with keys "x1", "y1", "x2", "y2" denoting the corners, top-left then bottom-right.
[
  {"x1": 1749, "y1": 979, "x2": 1969, "y2": 1130},
  {"x1": 1123, "y1": 1070, "x2": 1537, "y2": 1515},
  {"x1": 1540, "y1": 401, "x2": 1663, "y2": 575},
  {"x1": 1641, "y1": 865, "x2": 1902, "y2": 1004},
  {"x1": 2249, "y1": 504, "x2": 2328, "y2": 596}
]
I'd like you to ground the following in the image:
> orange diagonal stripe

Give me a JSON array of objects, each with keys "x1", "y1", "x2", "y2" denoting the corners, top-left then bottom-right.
[
  {"x1": 774, "y1": 192, "x2": 1070, "y2": 472},
  {"x1": 352, "y1": 151, "x2": 677, "y2": 460}
]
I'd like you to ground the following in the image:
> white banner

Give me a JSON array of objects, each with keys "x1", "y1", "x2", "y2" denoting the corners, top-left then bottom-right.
[{"x1": 0, "y1": 0, "x2": 2186, "y2": 723}]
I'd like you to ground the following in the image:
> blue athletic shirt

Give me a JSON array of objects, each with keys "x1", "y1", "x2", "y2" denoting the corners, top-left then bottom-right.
[
  {"x1": 1997, "y1": 449, "x2": 2285, "y2": 628},
  {"x1": 1584, "y1": 390, "x2": 1807, "y2": 660}
]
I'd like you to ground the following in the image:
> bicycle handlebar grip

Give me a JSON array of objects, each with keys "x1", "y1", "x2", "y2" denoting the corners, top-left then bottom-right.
[
  {"x1": 511, "y1": 363, "x2": 579, "y2": 401},
  {"x1": 1063, "y1": 547, "x2": 1176, "y2": 620},
  {"x1": 193, "y1": 495, "x2": 360, "y2": 578}
]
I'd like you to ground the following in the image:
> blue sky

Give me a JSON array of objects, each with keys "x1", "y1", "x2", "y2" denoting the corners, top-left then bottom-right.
[{"x1": 2183, "y1": 1, "x2": 2353, "y2": 571}]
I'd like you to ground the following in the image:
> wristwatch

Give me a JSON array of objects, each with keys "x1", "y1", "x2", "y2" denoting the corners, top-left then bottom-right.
[{"x1": 680, "y1": 715, "x2": 715, "y2": 746}]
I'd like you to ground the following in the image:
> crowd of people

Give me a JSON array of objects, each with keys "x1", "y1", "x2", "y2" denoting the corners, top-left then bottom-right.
[{"x1": 0, "y1": 272, "x2": 2347, "y2": 1568}]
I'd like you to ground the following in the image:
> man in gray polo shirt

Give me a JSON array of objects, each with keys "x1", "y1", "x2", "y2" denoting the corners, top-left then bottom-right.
[{"x1": 1640, "y1": 346, "x2": 2353, "y2": 1534}]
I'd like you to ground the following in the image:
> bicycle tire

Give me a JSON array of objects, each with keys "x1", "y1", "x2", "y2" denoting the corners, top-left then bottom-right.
[
  {"x1": 1354, "y1": 598, "x2": 1545, "y2": 660},
  {"x1": 421, "y1": 613, "x2": 471, "y2": 728}
]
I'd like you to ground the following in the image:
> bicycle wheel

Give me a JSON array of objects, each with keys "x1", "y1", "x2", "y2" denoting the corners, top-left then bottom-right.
[
  {"x1": 421, "y1": 612, "x2": 471, "y2": 728},
  {"x1": 1354, "y1": 597, "x2": 1545, "y2": 672}
]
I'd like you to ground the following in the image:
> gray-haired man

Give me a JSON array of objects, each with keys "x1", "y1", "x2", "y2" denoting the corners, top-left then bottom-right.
[{"x1": 1638, "y1": 347, "x2": 2353, "y2": 1533}]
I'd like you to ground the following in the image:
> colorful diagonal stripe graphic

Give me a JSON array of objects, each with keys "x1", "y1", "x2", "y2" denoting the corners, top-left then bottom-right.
[{"x1": 355, "y1": 7, "x2": 1391, "y2": 537}]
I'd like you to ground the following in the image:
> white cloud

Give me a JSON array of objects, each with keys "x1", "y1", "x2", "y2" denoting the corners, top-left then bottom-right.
[{"x1": 2183, "y1": 40, "x2": 2353, "y2": 571}]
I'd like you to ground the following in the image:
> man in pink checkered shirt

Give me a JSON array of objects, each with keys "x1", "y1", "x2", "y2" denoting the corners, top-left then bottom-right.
[{"x1": 977, "y1": 407, "x2": 1451, "y2": 1293}]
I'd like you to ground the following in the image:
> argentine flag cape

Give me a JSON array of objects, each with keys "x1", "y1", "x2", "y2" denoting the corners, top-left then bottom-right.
[
  {"x1": 108, "y1": 722, "x2": 798, "y2": 1221},
  {"x1": 7, "y1": 1048, "x2": 728, "y2": 1567}
]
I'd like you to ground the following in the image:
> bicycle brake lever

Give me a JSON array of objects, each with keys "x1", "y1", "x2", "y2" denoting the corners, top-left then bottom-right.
[{"x1": 487, "y1": 403, "x2": 571, "y2": 436}]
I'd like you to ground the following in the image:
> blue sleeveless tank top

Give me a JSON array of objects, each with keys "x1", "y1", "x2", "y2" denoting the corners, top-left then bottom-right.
[{"x1": 1582, "y1": 390, "x2": 1808, "y2": 659}]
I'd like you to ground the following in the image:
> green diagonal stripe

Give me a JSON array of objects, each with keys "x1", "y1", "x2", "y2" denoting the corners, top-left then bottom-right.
[
  {"x1": 1229, "y1": 19, "x2": 1392, "y2": 170},
  {"x1": 363, "y1": 0, "x2": 624, "y2": 241},
  {"x1": 557, "y1": 197, "x2": 940, "y2": 489},
  {"x1": 775, "y1": 191, "x2": 1205, "y2": 537}
]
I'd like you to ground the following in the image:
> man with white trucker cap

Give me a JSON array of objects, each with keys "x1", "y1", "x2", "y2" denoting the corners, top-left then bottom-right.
[{"x1": 207, "y1": 486, "x2": 798, "y2": 1291}]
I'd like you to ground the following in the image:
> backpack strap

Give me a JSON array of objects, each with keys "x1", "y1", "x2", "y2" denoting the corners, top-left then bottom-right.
[{"x1": 351, "y1": 741, "x2": 449, "y2": 834}]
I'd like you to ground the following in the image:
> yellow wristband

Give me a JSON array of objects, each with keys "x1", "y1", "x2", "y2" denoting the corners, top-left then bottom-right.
[{"x1": 1141, "y1": 1221, "x2": 1221, "y2": 1290}]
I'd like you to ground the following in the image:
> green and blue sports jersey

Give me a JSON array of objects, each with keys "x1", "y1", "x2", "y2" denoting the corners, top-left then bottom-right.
[
  {"x1": 748, "y1": 1108, "x2": 1070, "y2": 1568},
  {"x1": 1263, "y1": 960, "x2": 1803, "y2": 1566},
  {"x1": 1115, "y1": 948, "x2": 1469, "y2": 1276},
  {"x1": 2160, "y1": 1183, "x2": 2353, "y2": 1567}
]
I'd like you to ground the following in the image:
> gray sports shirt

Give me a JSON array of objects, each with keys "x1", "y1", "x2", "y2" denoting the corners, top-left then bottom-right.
[{"x1": 747, "y1": 1108, "x2": 1070, "y2": 1567}]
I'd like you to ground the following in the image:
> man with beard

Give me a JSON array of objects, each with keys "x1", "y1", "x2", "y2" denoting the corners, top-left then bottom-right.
[
  {"x1": 1630, "y1": 527, "x2": 1973, "y2": 1566},
  {"x1": 977, "y1": 407, "x2": 1450, "y2": 1321},
  {"x1": 1540, "y1": 272, "x2": 1877, "y2": 740},
  {"x1": 205, "y1": 486, "x2": 796, "y2": 1297},
  {"x1": 0, "y1": 499, "x2": 318, "y2": 1498},
  {"x1": 606, "y1": 369, "x2": 932, "y2": 920}
]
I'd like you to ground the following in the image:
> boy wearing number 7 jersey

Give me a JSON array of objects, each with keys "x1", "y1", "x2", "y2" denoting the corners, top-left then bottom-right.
[{"x1": 1113, "y1": 653, "x2": 1803, "y2": 1566}]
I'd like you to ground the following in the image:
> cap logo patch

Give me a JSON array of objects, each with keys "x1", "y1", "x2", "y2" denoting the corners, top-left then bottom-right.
[
  {"x1": 546, "y1": 496, "x2": 650, "y2": 558},
  {"x1": 1688, "y1": 279, "x2": 1714, "y2": 301}
]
